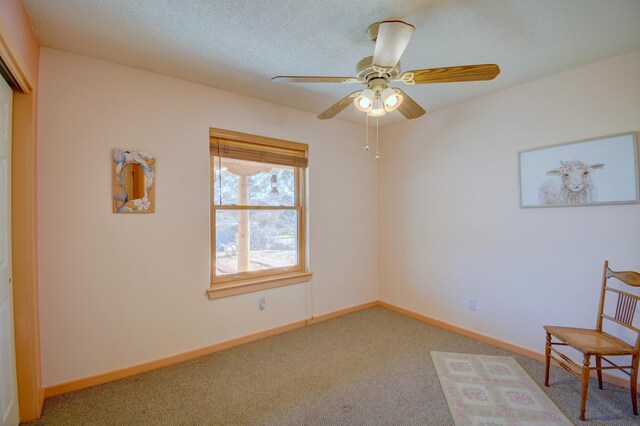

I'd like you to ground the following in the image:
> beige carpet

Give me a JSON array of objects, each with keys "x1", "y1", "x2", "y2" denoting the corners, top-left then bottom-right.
[{"x1": 26, "y1": 307, "x2": 640, "y2": 425}]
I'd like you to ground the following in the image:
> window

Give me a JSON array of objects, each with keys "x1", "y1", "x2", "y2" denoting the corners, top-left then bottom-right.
[{"x1": 208, "y1": 129, "x2": 311, "y2": 299}]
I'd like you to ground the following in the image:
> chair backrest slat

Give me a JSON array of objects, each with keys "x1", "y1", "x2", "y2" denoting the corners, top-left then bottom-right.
[
  {"x1": 602, "y1": 314, "x2": 640, "y2": 334},
  {"x1": 607, "y1": 269, "x2": 640, "y2": 287},
  {"x1": 605, "y1": 287, "x2": 640, "y2": 301},
  {"x1": 615, "y1": 293, "x2": 637, "y2": 326}
]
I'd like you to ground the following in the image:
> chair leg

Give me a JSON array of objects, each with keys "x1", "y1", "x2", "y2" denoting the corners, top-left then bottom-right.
[
  {"x1": 544, "y1": 332, "x2": 552, "y2": 387},
  {"x1": 631, "y1": 354, "x2": 639, "y2": 416},
  {"x1": 595, "y1": 355, "x2": 603, "y2": 390},
  {"x1": 580, "y1": 354, "x2": 590, "y2": 421}
]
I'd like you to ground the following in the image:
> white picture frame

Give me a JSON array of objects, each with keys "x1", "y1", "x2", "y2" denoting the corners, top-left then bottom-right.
[{"x1": 519, "y1": 132, "x2": 639, "y2": 208}]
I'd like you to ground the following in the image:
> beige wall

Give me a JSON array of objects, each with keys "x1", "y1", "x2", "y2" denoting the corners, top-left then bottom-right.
[
  {"x1": 0, "y1": 0, "x2": 40, "y2": 83},
  {"x1": 379, "y1": 50, "x2": 640, "y2": 369},
  {"x1": 37, "y1": 48, "x2": 378, "y2": 387},
  {"x1": 38, "y1": 44, "x2": 640, "y2": 388}
]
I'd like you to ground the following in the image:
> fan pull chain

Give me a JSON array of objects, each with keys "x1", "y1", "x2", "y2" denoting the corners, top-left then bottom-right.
[
  {"x1": 364, "y1": 114, "x2": 370, "y2": 151},
  {"x1": 375, "y1": 114, "x2": 380, "y2": 161}
]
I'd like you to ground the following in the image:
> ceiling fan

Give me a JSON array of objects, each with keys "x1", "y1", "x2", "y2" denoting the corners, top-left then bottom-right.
[{"x1": 272, "y1": 20, "x2": 500, "y2": 120}]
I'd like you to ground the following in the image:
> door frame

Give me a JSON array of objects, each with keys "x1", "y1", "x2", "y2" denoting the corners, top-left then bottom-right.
[{"x1": 0, "y1": 19, "x2": 43, "y2": 422}]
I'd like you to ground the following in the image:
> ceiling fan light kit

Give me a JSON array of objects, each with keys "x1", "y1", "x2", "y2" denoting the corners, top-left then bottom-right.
[
  {"x1": 354, "y1": 88, "x2": 375, "y2": 113},
  {"x1": 380, "y1": 87, "x2": 402, "y2": 112},
  {"x1": 368, "y1": 98, "x2": 385, "y2": 117},
  {"x1": 272, "y1": 19, "x2": 501, "y2": 159}
]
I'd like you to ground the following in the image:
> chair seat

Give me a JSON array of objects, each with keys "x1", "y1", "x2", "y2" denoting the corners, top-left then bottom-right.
[{"x1": 544, "y1": 325, "x2": 637, "y2": 356}]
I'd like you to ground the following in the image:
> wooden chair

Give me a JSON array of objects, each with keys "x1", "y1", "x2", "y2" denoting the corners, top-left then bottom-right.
[{"x1": 544, "y1": 260, "x2": 640, "y2": 421}]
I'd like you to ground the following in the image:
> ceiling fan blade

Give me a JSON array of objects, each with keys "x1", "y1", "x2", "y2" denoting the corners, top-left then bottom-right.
[
  {"x1": 317, "y1": 91, "x2": 362, "y2": 119},
  {"x1": 400, "y1": 64, "x2": 500, "y2": 84},
  {"x1": 372, "y1": 20, "x2": 416, "y2": 69},
  {"x1": 395, "y1": 88, "x2": 426, "y2": 119},
  {"x1": 272, "y1": 76, "x2": 358, "y2": 83}
]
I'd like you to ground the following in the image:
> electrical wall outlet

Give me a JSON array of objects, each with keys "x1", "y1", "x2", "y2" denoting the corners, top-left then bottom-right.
[
  {"x1": 467, "y1": 297, "x2": 476, "y2": 311},
  {"x1": 259, "y1": 297, "x2": 266, "y2": 311}
]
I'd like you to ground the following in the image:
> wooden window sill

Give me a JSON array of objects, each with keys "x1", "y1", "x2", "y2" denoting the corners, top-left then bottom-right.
[{"x1": 207, "y1": 272, "x2": 313, "y2": 300}]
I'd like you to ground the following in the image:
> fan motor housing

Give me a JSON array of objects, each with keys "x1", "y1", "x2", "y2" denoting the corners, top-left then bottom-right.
[{"x1": 356, "y1": 56, "x2": 401, "y2": 83}]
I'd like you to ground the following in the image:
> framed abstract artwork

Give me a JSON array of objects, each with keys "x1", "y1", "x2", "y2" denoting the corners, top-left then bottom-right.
[
  {"x1": 519, "y1": 132, "x2": 639, "y2": 208},
  {"x1": 112, "y1": 149, "x2": 156, "y2": 213}
]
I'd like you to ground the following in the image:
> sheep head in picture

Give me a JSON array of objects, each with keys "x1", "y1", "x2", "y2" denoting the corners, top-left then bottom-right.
[{"x1": 538, "y1": 160, "x2": 604, "y2": 205}]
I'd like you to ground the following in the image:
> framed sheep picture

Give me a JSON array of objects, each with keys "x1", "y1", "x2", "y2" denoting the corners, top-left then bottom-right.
[{"x1": 519, "y1": 132, "x2": 639, "y2": 208}]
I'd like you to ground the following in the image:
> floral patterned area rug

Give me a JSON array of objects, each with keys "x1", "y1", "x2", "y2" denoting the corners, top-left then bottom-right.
[{"x1": 430, "y1": 352, "x2": 573, "y2": 425}]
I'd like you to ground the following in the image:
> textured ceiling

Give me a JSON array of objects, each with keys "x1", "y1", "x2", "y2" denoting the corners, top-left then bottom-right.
[{"x1": 23, "y1": 0, "x2": 640, "y2": 126}]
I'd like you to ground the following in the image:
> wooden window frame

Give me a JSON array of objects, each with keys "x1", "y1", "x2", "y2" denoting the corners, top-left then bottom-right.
[{"x1": 207, "y1": 129, "x2": 311, "y2": 299}]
